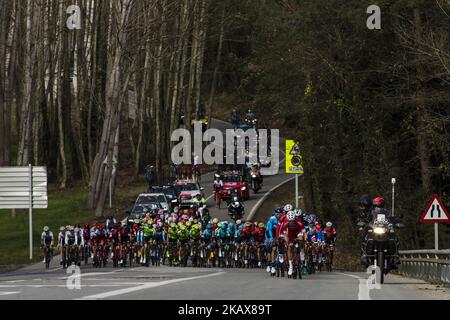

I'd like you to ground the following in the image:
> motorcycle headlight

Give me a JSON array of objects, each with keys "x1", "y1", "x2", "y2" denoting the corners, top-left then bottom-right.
[
  {"x1": 373, "y1": 227, "x2": 386, "y2": 235},
  {"x1": 241, "y1": 187, "x2": 246, "y2": 191},
  {"x1": 251, "y1": 174, "x2": 256, "y2": 178}
]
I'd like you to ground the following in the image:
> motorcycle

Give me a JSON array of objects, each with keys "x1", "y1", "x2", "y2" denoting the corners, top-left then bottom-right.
[
  {"x1": 358, "y1": 213, "x2": 404, "y2": 284},
  {"x1": 250, "y1": 171, "x2": 261, "y2": 194},
  {"x1": 228, "y1": 197, "x2": 244, "y2": 221}
]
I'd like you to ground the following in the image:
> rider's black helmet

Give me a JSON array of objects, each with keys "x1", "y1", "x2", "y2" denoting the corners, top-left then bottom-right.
[{"x1": 359, "y1": 196, "x2": 373, "y2": 211}]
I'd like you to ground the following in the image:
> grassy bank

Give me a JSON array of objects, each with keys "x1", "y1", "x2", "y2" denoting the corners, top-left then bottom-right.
[{"x1": 0, "y1": 178, "x2": 147, "y2": 269}]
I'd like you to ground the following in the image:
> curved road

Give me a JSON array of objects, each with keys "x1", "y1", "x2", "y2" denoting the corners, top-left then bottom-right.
[{"x1": 0, "y1": 119, "x2": 448, "y2": 300}]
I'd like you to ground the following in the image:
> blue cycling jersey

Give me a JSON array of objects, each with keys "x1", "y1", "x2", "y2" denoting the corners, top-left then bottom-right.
[
  {"x1": 202, "y1": 229, "x2": 213, "y2": 240},
  {"x1": 307, "y1": 230, "x2": 324, "y2": 242},
  {"x1": 265, "y1": 215, "x2": 278, "y2": 240},
  {"x1": 215, "y1": 228, "x2": 229, "y2": 241}
]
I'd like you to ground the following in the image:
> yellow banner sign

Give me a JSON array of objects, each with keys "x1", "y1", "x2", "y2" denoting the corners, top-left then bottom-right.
[{"x1": 285, "y1": 140, "x2": 304, "y2": 175}]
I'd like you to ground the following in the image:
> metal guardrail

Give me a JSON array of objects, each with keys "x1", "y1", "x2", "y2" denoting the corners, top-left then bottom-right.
[{"x1": 396, "y1": 250, "x2": 450, "y2": 284}]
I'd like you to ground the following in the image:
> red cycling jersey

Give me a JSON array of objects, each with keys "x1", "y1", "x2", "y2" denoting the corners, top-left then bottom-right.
[
  {"x1": 242, "y1": 225, "x2": 254, "y2": 240},
  {"x1": 277, "y1": 220, "x2": 304, "y2": 243},
  {"x1": 324, "y1": 227, "x2": 336, "y2": 239},
  {"x1": 253, "y1": 227, "x2": 266, "y2": 242}
]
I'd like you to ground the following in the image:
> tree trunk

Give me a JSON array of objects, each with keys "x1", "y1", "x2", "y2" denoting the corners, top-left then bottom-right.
[{"x1": 413, "y1": 8, "x2": 433, "y2": 194}]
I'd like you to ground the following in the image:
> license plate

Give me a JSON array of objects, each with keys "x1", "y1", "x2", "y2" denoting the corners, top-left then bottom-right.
[{"x1": 377, "y1": 214, "x2": 386, "y2": 222}]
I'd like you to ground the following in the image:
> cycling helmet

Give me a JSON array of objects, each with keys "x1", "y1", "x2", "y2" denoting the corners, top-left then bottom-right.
[
  {"x1": 212, "y1": 218, "x2": 219, "y2": 224},
  {"x1": 228, "y1": 223, "x2": 235, "y2": 229},
  {"x1": 294, "y1": 208, "x2": 303, "y2": 217},
  {"x1": 221, "y1": 223, "x2": 227, "y2": 230},
  {"x1": 258, "y1": 222, "x2": 265, "y2": 228},
  {"x1": 43, "y1": 226, "x2": 49, "y2": 232},
  {"x1": 287, "y1": 211, "x2": 296, "y2": 221},
  {"x1": 206, "y1": 223, "x2": 212, "y2": 229},
  {"x1": 236, "y1": 220, "x2": 242, "y2": 225},
  {"x1": 326, "y1": 222, "x2": 333, "y2": 228},
  {"x1": 373, "y1": 197, "x2": 385, "y2": 208},
  {"x1": 60, "y1": 226, "x2": 65, "y2": 232},
  {"x1": 275, "y1": 207, "x2": 284, "y2": 214},
  {"x1": 74, "y1": 227, "x2": 79, "y2": 233},
  {"x1": 69, "y1": 226, "x2": 75, "y2": 231},
  {"x1": 284, "y1": 204, "x2": 293, "y2": 212},
  {"x1": 186, "y1": 221, "x2": 192, "y2": 228},
  {"x1": 244, "y1": 221, "x2": 252, "y2": 228},
  {"x1": 359, "y1": 196, "x2": 373, "y2": 210}
]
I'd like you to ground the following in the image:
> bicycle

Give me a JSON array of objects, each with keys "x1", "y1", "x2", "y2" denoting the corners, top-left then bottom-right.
[
  {"x1": 272, "y1": 239, "x2": 286, "y2": 278},
  {"x1": 42, "y1": 244, "x2": 53, "y2": 269},
  {"x1": 289, "y1": 240, "x2": 303, "y2": 280},
  {"x1": 323, "y1": 241, "x2": 335, "y2": 272}
]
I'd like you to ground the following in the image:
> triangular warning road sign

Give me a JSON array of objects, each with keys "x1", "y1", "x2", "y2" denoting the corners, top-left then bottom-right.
[
  {"x1": 289, "y1": 143, "x2": 301, "y2": 156},
  {"x1": 420, "y1": 194, "x2": 450, "y2": 223}
]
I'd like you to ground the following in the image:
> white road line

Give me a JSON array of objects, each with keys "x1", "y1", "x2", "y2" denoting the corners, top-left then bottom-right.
[
  {"x1": 334, "y1": 272, "x2": 371, "y2": 300},
  {"x1": 58, "y1": 270, "x2": 119, "y2": 280},
  {"x1": 77, "y1": 271, "x2": 226, "y2": 300},
  {"x1": 0, "y1": 292, "x2": 20, "y2": 296},
  {"x1": 5, "y1": 280, "x2": 26, "y2": 283},
  {"x1": 47, "y1": 267, "x2": 63, "y2": 273},
  {"x1": 247, "y1": 176, "x2": 296, "y2": 221}
]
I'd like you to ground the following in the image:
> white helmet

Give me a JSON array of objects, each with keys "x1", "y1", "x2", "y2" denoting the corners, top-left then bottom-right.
[
  {"x1": 236, "y1": 220, "x2": 242, "y2": 225},
  {"x1": 74, "y1": 227, "x2": 80, "y2": 233},
  {"x1": 212, "y1": 218, "x2": 219, "y2": 224},
  {"x1": 326, "y1": 222, "x2": 333, "y2": 228},
  {"x1": 284, "y1": 204, "x2": 293, "y2": 212},
  {"x1": 60, "y1": 226, "x2": 65, "y2": 232},
  {"x1": 43, "y1": 226, "x2": 49, "y2": 232},
  {"x1": 287, "y1": 211, "x2": 296, "y2": 222},
  {"x1": 294, "y1": 208, "x2": 303, "y2": 217}
]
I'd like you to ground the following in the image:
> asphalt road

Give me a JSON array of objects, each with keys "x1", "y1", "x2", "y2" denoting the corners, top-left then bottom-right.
[
  {"x1": 1, "y1": 118, "x2": 447, "y2": 300},
  {"x1": 0, "y1": 264, "x2": 448, "y2": 300}
]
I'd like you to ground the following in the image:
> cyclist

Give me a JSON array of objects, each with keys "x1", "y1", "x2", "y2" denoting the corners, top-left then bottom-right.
[
  {"x1": 253, "y1": 222, "x2": 266, "y2": 267},
  {"x1": 278, "y1": 211, "x2": 304, "y2": 276},
  {"x1": 265, "y1": 208, "x2": 282, "y2": 273},
  {"x1": 166, "y1": 222, "x2": 179, "y2": 266},
  {"x1": 41, "y1": 226, "x2": 54, "y2": 263},
  {"x1": 241, "y1": 221, "x2": 255, "y2": 266},
  {"x1": 57, "y1": 226, "x2": 67, "y2": 265},
  {"x1": 324, "y1": 222, "x2": 336, "y2": 245}
]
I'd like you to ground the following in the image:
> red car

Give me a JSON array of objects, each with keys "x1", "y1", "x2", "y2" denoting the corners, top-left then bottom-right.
[{"x1": 221, "y1": 172, "x2": 250, "y2": 201}]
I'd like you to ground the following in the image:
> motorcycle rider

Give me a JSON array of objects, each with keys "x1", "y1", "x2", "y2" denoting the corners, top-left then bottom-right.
[
  {"x1": 250, "y1": 163, "x2": 263, "y2": 187},
  {"x1": 245, "y1": 108, "x2": 256, "y2": 127},
  {"x1": 213, "y1": 174, "x2": 224, "y2": 208},
  {"x1": 228, "y1": 196, "x2": 245, "y2": 221},
  {"x1": 358, "y1": 196, "x2": 401, "y2": 269}
]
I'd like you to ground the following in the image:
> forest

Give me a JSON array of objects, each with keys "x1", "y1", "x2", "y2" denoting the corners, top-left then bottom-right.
[{"x1": 0, "y1": 0, "x2": 449, "y2": 249}]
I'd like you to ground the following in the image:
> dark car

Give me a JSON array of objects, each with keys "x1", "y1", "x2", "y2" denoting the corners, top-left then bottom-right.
[
  {"x1": 129, "y1": 193, "x2": 166, "y2": 217},
  {"x1": 148, "y1": 186, "x2": 179, "y2": 207}
]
